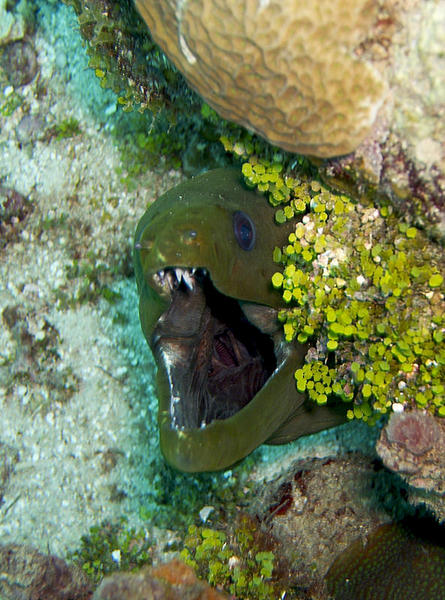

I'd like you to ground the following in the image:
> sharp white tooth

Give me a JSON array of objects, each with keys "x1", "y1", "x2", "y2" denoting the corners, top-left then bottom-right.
[
  {"x1": 175, "y1": 268, "x2": 183, "y2": 281},
  {"x1": 182, "y1": 270, "x2": 194, "y2": 290},
  {"x1": 166, "y1": 271, "x2": 175, "y2": 290}
]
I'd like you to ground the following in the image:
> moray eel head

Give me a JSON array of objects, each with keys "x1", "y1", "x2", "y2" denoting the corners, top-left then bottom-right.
[{"x1": 134, "y1": 169, "x2": 346, "y2": 472}]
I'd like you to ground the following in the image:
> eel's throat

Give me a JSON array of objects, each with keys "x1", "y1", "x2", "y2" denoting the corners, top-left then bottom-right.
[{"x1": 150, "y1": 268, "x2": 277, "y2": 430}]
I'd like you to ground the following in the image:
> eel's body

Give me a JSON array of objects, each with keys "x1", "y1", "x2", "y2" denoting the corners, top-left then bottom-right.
[{"x1": 134, "y1": 169, "x2": 346, "y2": 472}]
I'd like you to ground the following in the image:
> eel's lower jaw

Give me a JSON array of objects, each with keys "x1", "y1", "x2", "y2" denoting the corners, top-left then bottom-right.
[{"x1": 149, "y1": 267, "x2": 278, "y2": 432}]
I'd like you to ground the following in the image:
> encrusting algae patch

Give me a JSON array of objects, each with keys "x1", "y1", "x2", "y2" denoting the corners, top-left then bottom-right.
[{"x1": 222, "y1": 135, "x2": 445, "y2": 425}]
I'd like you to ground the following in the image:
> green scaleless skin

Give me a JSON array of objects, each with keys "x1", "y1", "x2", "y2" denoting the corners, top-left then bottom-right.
[{"x1": 134, "y1": 169, "x2": 346, "y2": 472}]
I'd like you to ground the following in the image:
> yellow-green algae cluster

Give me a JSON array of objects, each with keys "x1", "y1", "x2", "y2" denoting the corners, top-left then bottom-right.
[
  {"x1": 180, "y1": 514, "x2": 289, "y2": 600},
  {"x1": 222, "y1": 136, "x2": 445, "y2": 423},
  {"x1": 72, "y1": 517, "x2": 152, "y2": 583}
]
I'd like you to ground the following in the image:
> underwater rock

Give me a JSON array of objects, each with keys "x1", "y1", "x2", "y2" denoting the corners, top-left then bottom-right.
[
  {"x1": 325, "y1": 517, "x2": 445, "y2": 600},
  {"x1": 15, "y1": 114, "x2": 46, "y2": 146},
  {"x1": 69, "y1": 0, "x2": 445, "y2": 235},
  {"x1": 134, "y1": 0, "x2": 445, "y2": 236},
  {"x1": 408, "y1": 486, "x2": 445, "y2": 525},
  {"x1": 0, "y1": 0, "x2": 26, "y2": 45},
  {"x1": 134, "y1": 168, "x2": 347, "y2": 472},
  {"x1": 93, "y1": 558, "x2": 229, "y2": 600},
  {"x1": 252, "y1": 453, "x2": 394, "y2": 591},
  {"x1": 135, "y1": 0, "x2": 385, "y2": 158},
  {"x1": 0, "y1": 543, "x2": 93, "y2": 600},
  {"x1": 0, "y1": 40, "x2": 38, "y2": 87},
  {"x1": 376, "y1": 410, "x2": 445, "y2": 494},
  {"x1": 384, "y1": 410, "x2": 441, "y2": 455},
  {"x1": 314, "y1": 0, "x2": 445, "y2": 238},
  {"x1": 0, "y1": 187, "x2": 33, "y2": 249}
]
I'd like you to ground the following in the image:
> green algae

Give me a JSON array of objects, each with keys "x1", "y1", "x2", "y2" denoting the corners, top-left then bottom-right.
[
  {"x1": 62, "y1": 0, "x2": 189, "y2": 114},
  {"x1": 73, "y1": 512, "x2": 294, "y2": 597},
  {"x1": 222, "y1": 135, "x2": 445, "y2": 423},
  {"x1": 45, "y1": 117, "x2": 81, "y2": 141},
  {"x1": 71, "y1": 517, "x2": 152, "y2": 583},
  {"x1": 180, "y1": 513, "x2": 293, "y2": 600},
  {"x1": 62, "y1": 0, "x2": 234, "y2": 177}
]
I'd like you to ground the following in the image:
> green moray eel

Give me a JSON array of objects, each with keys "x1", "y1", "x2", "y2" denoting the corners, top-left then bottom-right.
[{"x1": 134, "y1": 168, "x2": 346, "y2": 472}]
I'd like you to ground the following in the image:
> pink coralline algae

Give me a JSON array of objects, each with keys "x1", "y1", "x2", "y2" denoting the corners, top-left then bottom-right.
[
  {"x1": 385, "y1": 411, "x2": 440, "y2": 456},
  {"x1": 376, "y1": 410, "x2": 445, "y2": 496}
]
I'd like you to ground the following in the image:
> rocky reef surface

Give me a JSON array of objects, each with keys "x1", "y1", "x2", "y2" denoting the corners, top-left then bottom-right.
[
  {"x1": 138, "y1": 0, "x2": 445, "y2": 239},
  {"x1": 0, "y1": 2, "x2": 444, "y2": 599},
  {"x1": 0, "y1": 0, "x2": 379, "y2": 557}
]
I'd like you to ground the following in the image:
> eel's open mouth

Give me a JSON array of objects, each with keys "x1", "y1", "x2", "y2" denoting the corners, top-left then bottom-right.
[{"x1": 150, "y1": 267, "x2": 277, "y2": 430}]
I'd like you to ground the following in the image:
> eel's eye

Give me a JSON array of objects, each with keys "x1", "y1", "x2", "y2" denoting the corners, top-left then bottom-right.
[{"x1": 233, "y1": 210, "x2": 256, "y2": 251}]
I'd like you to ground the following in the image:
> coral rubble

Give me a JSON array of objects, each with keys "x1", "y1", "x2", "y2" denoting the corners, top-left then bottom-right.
[{"x1": 253, "y1": 453, "x2": 393, "y2": 589}]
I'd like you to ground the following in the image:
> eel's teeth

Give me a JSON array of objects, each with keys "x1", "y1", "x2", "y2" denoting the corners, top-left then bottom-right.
[
  {"x1": 154, "y1": 267, "x2": 200, "y2": 293},
  {"x1": 182, "y1": 270, "x2": 194, "y2": 290},
  {"x1": 166, "y1": 270, "x2": 176, "y2": 291}
]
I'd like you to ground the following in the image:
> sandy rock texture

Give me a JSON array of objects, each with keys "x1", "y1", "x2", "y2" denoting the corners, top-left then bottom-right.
[
  {"x1": 0, "y1": 2, "x2": 183, "y2": 555},
  {"x1": 320, "y1": 0, "x2": 445, "y2": 239}
]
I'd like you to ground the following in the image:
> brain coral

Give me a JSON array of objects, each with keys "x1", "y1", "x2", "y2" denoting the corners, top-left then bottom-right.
[{"x1": 135, "y1": 0, "x2": 386, "y2": 157}]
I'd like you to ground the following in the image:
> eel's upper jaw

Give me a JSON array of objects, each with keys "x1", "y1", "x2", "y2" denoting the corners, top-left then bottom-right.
[
  {"x1": 150, "y1": 266, "x2": 203, "y2": 300},
  {"x1": 148, "y1": 266, "x2": 279, "y2": 433}
]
